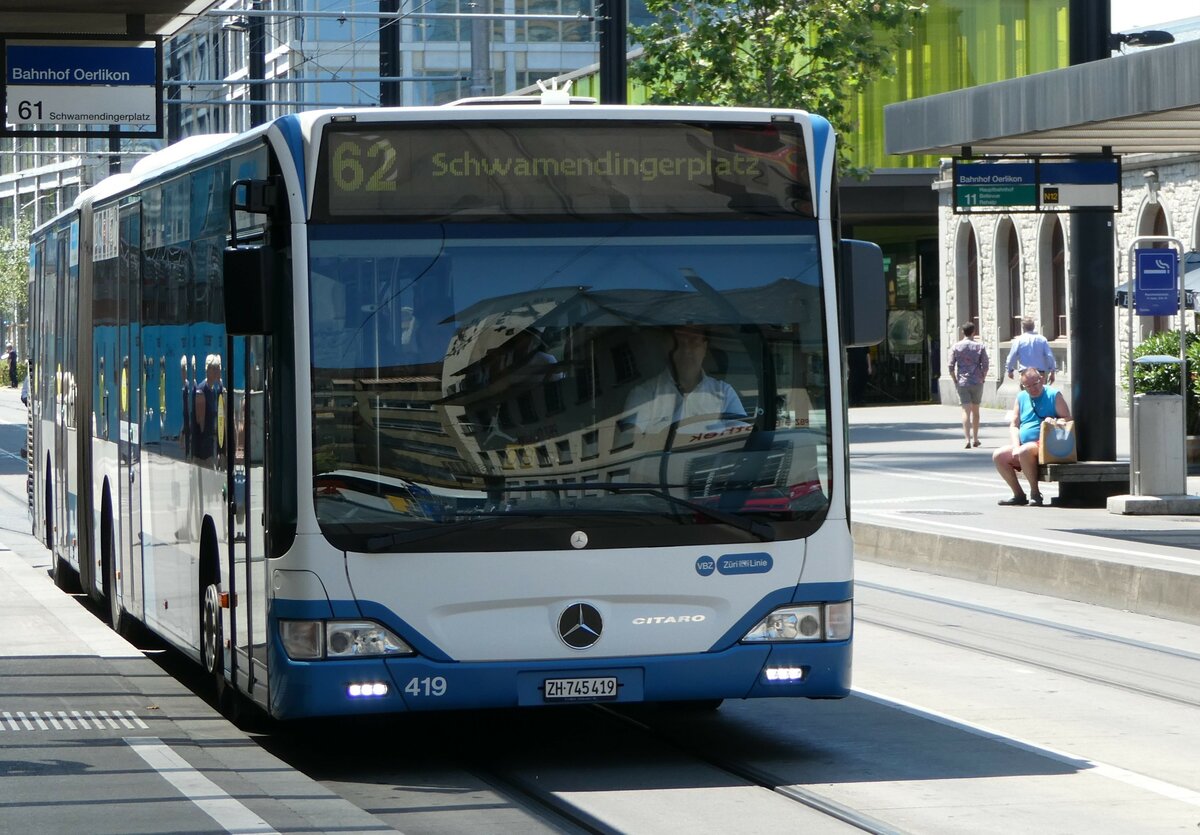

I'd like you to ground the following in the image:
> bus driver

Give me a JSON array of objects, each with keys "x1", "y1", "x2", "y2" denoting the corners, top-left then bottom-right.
[{"x1": 622, "y1": 325, "x2": 746, "y2": 434}]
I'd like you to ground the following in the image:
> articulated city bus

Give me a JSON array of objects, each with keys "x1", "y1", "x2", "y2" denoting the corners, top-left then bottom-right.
[{"x1": 29, "y1": 96, "x2": 882, "y2": 721}]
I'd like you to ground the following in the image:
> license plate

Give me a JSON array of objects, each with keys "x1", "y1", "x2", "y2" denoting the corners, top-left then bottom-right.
[{"x1": 543, "y1": 676, "x2": 618, "y2": 701}]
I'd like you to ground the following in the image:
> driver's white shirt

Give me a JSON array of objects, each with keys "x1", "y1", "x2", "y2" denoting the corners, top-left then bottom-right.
[{"x1": 624, "y1": 369, "x2": 745, "y2": 433}]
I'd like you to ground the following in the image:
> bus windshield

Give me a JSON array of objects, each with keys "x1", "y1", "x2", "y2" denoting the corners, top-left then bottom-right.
[{"x1": 309, "y1": 220, "x2": 831, "y2": 552}]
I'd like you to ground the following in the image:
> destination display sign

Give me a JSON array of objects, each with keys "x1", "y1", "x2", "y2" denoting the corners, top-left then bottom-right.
[
  {"x1": 1, "y1": 35, "x2": 163, "y2": 138},
  {"x1": 954, "y1": 162, "x2": 1036, "y2": 209},
  {"x1": 315, "y1": 122, "x2": 813, "y2": 220},
  {"x1": 953, "y1": 156, "x2": 1120, "y2": 213}
]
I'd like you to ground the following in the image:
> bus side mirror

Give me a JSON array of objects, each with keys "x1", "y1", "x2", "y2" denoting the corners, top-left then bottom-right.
[
  {"x1": 224, "y1": 244, "x2": 275, "y2": 336},
  {"x1": 839, "y1": 239, "x2": 885, "y2": 348}
]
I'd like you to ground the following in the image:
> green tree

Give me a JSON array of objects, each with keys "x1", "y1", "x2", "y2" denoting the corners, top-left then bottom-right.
[
  {"x1": 0, "y1": 220, "x2": 30, "y2": 337},
  {"x1": 630, "y1": 0, "x2": 925, "y2": 175}
]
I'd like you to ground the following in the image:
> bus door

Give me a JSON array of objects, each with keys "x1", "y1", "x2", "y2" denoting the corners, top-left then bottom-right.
[
  {"x1": 30, "y1": 239, "x2": 45, "y2": 541},
  {"x1": 41, "y1": 235, "x2": 64, "y2": 554},
  {"x1": 117, "y1": 202, "x2": 144, "y2": 619},
  {"x1": 53, "y1": 231, "x2": 76, "y2": 571},
  {"x1": 226, "y1": 333, "x2": 268, "y2": 700}
]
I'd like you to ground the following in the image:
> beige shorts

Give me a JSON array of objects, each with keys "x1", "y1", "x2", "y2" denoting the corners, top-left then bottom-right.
[{"x1": 956, "y1": 383, "x2": 983, "y2": 405}]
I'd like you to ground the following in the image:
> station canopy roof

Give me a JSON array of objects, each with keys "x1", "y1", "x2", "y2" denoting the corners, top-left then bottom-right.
[
  {"x1": 885, "y1": 37, "x2": 1200, "y2": 157},
  {"x1": 0, "y1": 0, "x2": 210, "y2": 37}
]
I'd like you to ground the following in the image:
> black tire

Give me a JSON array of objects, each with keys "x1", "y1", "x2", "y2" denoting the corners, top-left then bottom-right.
[
  {"x1": 44, "y1": 474, "x2": 79, "y2": 595},
  {"x1": 201, "y1": 582, "x2": 271, "y2": 733},
  {"x1": 44, "y1": 470, "x2": 53, "y2": 552},
  {"x1": 202, "y1": 581, "x2": 223, "y2": 678},
  {"x1": 52, "y1": 555, "x2": 79, "y2": 593},
  {"x1": 103, "y1": 511, "x2": 133, "y2": 638}
]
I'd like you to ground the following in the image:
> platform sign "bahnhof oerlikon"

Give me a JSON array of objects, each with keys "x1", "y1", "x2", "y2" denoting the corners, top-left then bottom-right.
[
  {"x1": 1, "y1": 34, "x2": 163, "y2": 138},
  {"x1": 953, "y1": 156, "x2": 1121, "y2": 214}
]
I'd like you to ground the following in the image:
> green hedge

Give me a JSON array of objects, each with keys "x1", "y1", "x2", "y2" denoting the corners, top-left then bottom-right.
[{"x1": 1130, "y1": 330, "x2": 1200, "y2": 434}]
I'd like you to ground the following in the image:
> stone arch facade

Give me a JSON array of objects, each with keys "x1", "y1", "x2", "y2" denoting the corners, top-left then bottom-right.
[
  {"x1": 1133, "y1": 197, "x2": 1173, "y2": 340},
  {"x1": 952, "y1": 218, "x2": 978, "y2": 329},
  {"x1": 1035, "y1": 213, "x2": 1068, "y2": 347},
  {"x1": 938, "y1": 157, "x2": 1199, "y2": 415},
  {"x1": 994, "y1": 217, "x2": 1022, "y2": 342}
]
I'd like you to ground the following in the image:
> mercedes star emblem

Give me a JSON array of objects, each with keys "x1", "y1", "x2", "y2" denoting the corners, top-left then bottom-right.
[
  {"x1": 558, "y1": 603, "x2": 603, "y2": 649},
  {"x1": 570, "y1": 530, "x2": 589, "y2": 549}
]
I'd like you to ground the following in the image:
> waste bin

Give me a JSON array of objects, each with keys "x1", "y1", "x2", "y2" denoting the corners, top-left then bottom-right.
[{"x1": 1132, "y1": 393, "x2": 1186, "y2": 495}]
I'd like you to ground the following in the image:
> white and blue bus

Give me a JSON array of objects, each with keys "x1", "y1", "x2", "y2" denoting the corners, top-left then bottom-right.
[{"x1": 29, "y1": 97, "x2": 883, "y2": 721}]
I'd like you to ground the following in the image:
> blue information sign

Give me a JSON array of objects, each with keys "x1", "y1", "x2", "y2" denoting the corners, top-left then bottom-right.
[
  {"x1": 1039, "y1": 159, "x2": 1120, "y2": 185},
  {"x1": 953, "y1": 155, "x2": 1121, "y2": 213},
  {"x1": 1134, "y1": 248, "x2": 1179, "y2": 315},
  {"x1": 2, "y1": 35, "x2": 163, "y2": 138},
  {"x1": 7, "y1": 45, "x2": 156, "y2": 86}
]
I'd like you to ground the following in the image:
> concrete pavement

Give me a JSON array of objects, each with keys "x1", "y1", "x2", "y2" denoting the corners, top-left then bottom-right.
[
  {"x1": 0, "y1": 536, "x2": 398, "y2": 834},
  {"x1": 850, "y1": 404, "x2": 1200, "y2": 627},
  {"x1": 0, "y1": 384, "x2": 395, "y2": 834}
]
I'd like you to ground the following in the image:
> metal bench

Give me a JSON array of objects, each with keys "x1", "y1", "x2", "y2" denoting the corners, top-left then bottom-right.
[{"x1": 1041, "y1": 461, "x2": 1129, "y2": 507}]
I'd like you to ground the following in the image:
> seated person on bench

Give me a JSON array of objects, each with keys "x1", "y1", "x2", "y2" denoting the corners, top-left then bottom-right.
[{"x1": 992, "y1": 366, "x2": 1071, "y2": 506}]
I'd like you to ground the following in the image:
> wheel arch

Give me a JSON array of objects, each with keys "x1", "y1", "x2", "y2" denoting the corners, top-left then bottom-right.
[
  {"x1": 199, "y1": 514, "x2": 221, "y2": 590},
  {"x1": 99, "y1": 480, "x2": 115, "y2": 602},
  {"x1": 43, "y1": 454, "x2": 53, "y2": 552}
]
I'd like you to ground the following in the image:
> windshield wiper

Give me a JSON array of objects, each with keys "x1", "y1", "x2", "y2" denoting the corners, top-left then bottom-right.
[{"x1": 507, "y1": 482, "x2": 775, "y2": 542}]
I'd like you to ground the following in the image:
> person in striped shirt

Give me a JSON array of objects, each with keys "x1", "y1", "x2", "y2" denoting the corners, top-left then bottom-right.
[{"x1": 947, "y1": 322, "x2": 989, "y2": 448}]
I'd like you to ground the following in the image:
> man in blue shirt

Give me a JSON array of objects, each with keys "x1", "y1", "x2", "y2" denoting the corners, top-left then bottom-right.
[{"x1": 1006, "y1": 316, "x2": 1056, "y2": 384}]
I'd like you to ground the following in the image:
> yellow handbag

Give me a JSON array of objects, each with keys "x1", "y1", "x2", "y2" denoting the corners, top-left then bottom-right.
[{"x1": 1039, "y1": 419, "x2": 1077, "y2": 465}]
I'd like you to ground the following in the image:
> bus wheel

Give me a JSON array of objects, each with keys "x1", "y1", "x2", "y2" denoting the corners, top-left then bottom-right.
[
  {"x1": 105, "y1": 522, "x2": 131, "y2": 638},
  {"x1": 44, "y1": 469, "x2": 53, "y2": 552},
  {"x1": 202, "y1": 582, "x2": 223, "y2": 679},
  {"x1": 52, "y1": 555, "x2": 79, "y2": 593},
  {"x1": 201, "y1": 583, "x2": 268, "y2": 731}
]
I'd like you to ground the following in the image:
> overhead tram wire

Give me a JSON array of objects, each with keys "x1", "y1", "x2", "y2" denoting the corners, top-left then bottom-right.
[
  {"x1": 213, "y1": 8, "x2": 398, "y2": 109},
  {"x1": 185, "y1": 3, "x2": 597, "y2": 112},
  {"x1": 282, "y1": 4, "x2": 420, "y2": 105},
  {"x1": 203, "y1": 8, "x2": 595, "y2": 22},
  {"x1": 178, "y1": 5, "x2": 429, "y2": 116}
]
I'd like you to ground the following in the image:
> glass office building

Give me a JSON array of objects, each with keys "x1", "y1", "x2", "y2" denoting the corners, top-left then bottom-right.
[{"x1": 166, "y1": 0, "x2": 655, "y2": 136}]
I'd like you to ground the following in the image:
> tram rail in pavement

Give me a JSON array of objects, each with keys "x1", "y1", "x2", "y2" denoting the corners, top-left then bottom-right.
[{"x1": 850, "y1": 404, "x2": 1200, "y2": 628}]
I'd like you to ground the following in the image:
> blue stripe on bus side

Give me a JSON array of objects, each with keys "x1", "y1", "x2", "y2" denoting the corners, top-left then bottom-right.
[
  {"x1": 274, "y1": 115, "x2": 306, "y2": 206},
  {"x1": 808, "y1": 114, "x2": 834, "y2": 210}
]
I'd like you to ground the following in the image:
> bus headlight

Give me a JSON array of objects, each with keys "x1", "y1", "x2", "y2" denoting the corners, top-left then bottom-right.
[
  {"x1": 326, "y1": 621, "x2": 414, "y2": 658},
  {"x1": 279, "y1": 619, "x2": 415, "y2": 659},
  {"x1": 740, "y1": 601, "x2": 852, "y2": 642}
]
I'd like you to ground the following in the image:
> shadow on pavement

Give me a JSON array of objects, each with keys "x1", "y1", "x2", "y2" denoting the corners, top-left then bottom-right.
[{"x1": 1065, "y1": 527, "x2": 1200, "y2": 550}]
